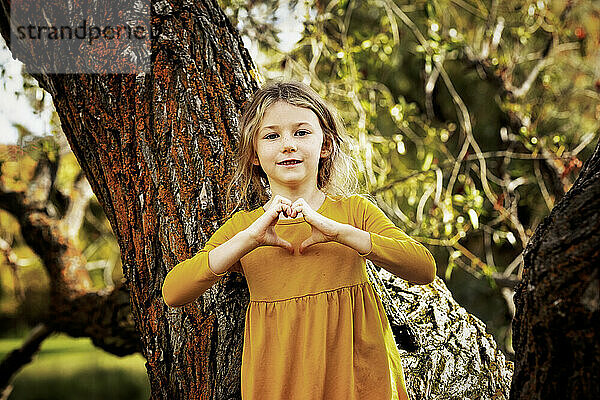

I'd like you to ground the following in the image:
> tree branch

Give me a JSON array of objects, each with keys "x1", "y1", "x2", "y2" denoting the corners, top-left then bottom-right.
[{"x1": 0, "y1": 324, "x2": 53, "y2": 396}]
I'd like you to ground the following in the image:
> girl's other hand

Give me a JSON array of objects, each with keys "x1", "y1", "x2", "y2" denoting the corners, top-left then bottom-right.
[
  {"x1": 291, "y1": 197, "x2": 343, "y2": 254},
  {"x1": 244, "y1": 195, "x2": 295, "y2": 254}
]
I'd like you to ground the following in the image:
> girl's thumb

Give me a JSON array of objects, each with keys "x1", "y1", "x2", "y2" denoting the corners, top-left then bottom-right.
[
  {"x1": 277, "y1": 238, "x2": 294, "y2": 254},
  {"x1": 299, "y1": 238, "x2": 316, "y2": 254}
]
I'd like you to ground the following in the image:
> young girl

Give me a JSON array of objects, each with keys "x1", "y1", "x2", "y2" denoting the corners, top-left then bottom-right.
[{"x1": 162, "y1": 80, "x2": 436, "y2": 400}]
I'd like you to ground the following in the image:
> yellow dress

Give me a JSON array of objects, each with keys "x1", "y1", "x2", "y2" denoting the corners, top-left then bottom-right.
[{"x1": 162, "y1": 194, "x2": 436, "y2": 400}]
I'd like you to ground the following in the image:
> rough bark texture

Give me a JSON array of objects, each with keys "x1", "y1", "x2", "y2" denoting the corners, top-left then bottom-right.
[
  {"x1": 0, "y1": 1, "x2": 258, "y2": 398},
  {"x1": 368, "y1": 261, "x2": 513, "y2": 399},
  {"x1": 511, "y1": 138, "x2": 600, "y2": 399},
  {"x1": 0, "y1": 1, "x2": 514, "y2": 398}
]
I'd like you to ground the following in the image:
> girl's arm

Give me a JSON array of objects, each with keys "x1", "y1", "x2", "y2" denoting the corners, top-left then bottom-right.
[
  {"x1": 162, "y1": 213, "x2": 252, "y2": 307},
  {"x1": 337, "y1": 195, "x2": 436, "y2": 284},
  {"x1": 162, "y1": 195, "x2": 297, "y2": 307}
]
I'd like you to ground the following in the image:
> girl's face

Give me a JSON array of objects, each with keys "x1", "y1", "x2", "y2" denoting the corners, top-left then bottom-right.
[{"x1": 253, "y1": 101, "x2": 330, "y2": 192}]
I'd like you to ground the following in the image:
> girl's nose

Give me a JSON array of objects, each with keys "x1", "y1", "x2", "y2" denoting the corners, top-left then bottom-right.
[{"x1": 282, "y1": 136, "x2": 297, "y2": 152}]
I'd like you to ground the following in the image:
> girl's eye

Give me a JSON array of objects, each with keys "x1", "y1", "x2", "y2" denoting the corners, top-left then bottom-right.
[{"x1": 264, "y1": 130, "x2": 309, "y2": 139}]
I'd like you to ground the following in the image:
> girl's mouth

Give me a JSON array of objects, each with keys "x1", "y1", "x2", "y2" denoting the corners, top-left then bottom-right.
[{"x1": 278, "y1": 160, "x2": 302, "y2": 166}]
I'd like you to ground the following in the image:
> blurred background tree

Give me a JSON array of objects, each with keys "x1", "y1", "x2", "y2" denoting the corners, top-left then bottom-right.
[{"x1": 0, "y1": 37, "x2": 147, "y2": 400}]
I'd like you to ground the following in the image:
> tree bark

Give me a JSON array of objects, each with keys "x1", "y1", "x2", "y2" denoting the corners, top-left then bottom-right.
[
  {"x1": 368, "y1": 261, "x2": 513, "y2": 399},
  {"x1": 1, "y1": 0, "x2": 257, "y2": 397},
  {"x1": 511, "y1": 138, "x2": 600, "y2": 399}
]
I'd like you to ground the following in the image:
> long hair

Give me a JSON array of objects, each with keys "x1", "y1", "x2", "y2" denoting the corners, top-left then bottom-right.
[{"x1": 225, "y1": 79, "x2": 362, "y2": 215}]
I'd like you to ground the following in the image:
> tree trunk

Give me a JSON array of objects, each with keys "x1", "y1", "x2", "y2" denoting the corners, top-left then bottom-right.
[
  {"x1": 1, "y1": 0, "x2": 257, "y2": 398},
  {"x1": 511, "y1": 138, "x2": 600, "y2": 399},
  {"x1": 0, "y1": 1, "x2": 513, "y2": 398},
  {"x1": 367, "y1": 262, "x2": 513, "y2": 399}
]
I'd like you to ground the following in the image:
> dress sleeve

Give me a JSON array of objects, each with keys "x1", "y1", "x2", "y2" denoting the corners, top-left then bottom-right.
[
  {"x1": 350, "y1": 195, "x2": 436, "y2": 282},
  {"x1": 162, "y1": 212, "x2": 244, "y2": 307}
]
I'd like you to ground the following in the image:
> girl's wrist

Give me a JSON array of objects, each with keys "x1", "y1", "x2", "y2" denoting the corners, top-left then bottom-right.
[
  {"x1": 335, "y1": 223, "x2": 372, "y2": 255},
  {"x1": 240, "y1": 229, "x2": 261, "y2": 250}
]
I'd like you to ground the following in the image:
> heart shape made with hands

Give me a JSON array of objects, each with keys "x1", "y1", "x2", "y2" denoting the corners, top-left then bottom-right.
[
  {"x1": 265, "y1": 196, "x2": 342, "y2": 254},
  {"x1": 272, "y1": 197, "x2": 308, "y2": 220},
  {"x1": 278, "y1": 207, "x2": 303, "y2": 220}
]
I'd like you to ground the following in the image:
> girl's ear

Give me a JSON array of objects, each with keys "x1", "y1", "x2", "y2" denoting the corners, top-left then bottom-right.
[{"x1": 252, "y1": 154, "x2": 260, "y2": 166}]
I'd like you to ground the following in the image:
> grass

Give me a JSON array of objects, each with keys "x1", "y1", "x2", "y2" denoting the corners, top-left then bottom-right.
[{"x1": 0, "y1": 333, "x2": 150, "y2": 400}]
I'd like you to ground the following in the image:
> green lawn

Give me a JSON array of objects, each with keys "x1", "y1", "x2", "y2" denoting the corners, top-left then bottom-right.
[{"x1": 0, "y1": 333, "x2": 150, "y2": 400}]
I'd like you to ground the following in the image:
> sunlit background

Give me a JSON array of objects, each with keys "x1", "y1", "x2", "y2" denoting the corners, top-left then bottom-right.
[{"x1": 1, "y1": 0, "x2": 599, "y2": 398}]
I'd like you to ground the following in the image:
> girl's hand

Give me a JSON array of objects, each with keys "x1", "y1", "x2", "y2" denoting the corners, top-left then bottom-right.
[
  {"x1": 290, "y1": 197, "x2": 343, "y2": 254},
  {"x1": 244, "y1": 195, "x2": 295, "y2": 254}
]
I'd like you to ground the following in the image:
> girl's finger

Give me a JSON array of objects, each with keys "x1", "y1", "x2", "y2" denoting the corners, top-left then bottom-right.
[
  {"x1": 275, "y1": 237, "x2": 294, "y2": 254},
  {"x1": 291, "y1": 198, "x2": 304, "y2": 209},
  {"x1": 274, "y1": 195, "x2": 292, "y2": 207},
  {"x1": 277, "y1": 202, "x2": 295, "y2": 218},
  {"x1": 289, "y1": 206, "x2": 299, "y2": 218},
  {"x1": 274, "y1": 202, "x2": 290, "y2": 218},
  {"x1": 291, "y1": 203, "x2": 305, "y2": 217},
  {"x1": 299, "y1": 237, "x2": 317, "y2": 254}
]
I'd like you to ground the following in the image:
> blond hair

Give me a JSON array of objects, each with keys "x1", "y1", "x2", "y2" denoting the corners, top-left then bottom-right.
[{"x1": 225, "y1": 79, "x2": 361, "y2": 215}]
